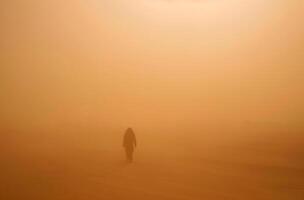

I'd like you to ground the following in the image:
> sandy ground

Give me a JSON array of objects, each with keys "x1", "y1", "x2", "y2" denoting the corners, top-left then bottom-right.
[{"x1": 1, "y1": 132, "x2": 303, "y2": 200}]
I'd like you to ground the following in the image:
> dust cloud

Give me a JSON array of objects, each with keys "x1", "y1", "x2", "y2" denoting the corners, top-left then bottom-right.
[{"x1": 1, "y1": 0, "x2": 303, "y2": 199}]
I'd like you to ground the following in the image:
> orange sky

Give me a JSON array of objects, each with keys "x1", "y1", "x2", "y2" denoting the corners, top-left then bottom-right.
[{"x1": 1, "y1": 0, "x2": 303, "y2": 136}]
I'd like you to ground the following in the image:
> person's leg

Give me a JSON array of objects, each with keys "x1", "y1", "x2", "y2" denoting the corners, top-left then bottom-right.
[
  {"x1": 125, "y1": 148, "x2": 131, "y2": 162},
  {"x1": 124, "y1": 148, "x2": 127, "y2": 160},
  {"x1": 125, "y1": 147, "x2": 134, "y2": 162},
  {"x1": 129, "y1": 149, "x2": 133, "y2": 162}
]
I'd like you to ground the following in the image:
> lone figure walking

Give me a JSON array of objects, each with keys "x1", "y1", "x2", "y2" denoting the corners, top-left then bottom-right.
[{"x1": 123, "y1": 127, "x2": 137, "y2": 162}]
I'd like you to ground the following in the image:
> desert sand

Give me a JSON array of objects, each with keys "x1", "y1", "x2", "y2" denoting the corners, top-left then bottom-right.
[
  {"x1": 1, "y1": 1, "x2": 303, "y2": 199},
  {"x1": 1, "y1": 129, "x2": 303, "y2": 200}
]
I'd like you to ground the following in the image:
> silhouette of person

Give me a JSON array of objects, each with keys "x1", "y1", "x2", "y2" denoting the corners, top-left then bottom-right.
[{"x1": 123, "y1": 127, "x2": 137, "y2": 162}]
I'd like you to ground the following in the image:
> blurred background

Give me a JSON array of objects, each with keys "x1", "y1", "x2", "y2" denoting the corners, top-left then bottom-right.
[{"x1": 1, "y1": 1, "x2": 303, "y2": 199}]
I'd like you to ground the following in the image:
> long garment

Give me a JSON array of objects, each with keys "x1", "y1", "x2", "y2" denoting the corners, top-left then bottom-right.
[
  {"x1": 125, "y1": 145, "x2": 134, "y2": 162},
  {"x1": 123, "y1": 128, "x2": 136, "y2": 162}
]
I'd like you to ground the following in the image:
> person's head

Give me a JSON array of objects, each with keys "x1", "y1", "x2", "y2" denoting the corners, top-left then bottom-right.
[{"x1": 126, "y1": 127, "x2": 133, "y2": 133}]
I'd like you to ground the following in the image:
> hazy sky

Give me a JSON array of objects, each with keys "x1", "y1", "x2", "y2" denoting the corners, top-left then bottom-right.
[{"x1": 1, "y1": 0, "x2": 303, "y2": 136}]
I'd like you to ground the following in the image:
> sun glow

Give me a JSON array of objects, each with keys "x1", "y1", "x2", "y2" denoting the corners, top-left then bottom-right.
[{"x1": 138, "y1": 0, "x2": 270, "y2": 21}]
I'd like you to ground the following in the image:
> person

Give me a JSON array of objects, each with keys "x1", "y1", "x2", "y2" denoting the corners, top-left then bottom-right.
[{"x1": 123, "y1": 127, "x2": 137, "y2": 162}]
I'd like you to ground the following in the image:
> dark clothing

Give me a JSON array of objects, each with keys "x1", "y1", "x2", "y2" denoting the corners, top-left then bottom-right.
[
  {"x1": 123, "y1": 128, "x2": 136, "y2": 162},
  {"x1": 125, "y1": 147, "x2": 134, "y2": 162}
]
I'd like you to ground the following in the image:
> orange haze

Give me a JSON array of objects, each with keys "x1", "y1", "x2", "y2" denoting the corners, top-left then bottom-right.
[{"x1": 1, "y1": 1, "x2": 303, "y2": 199}]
